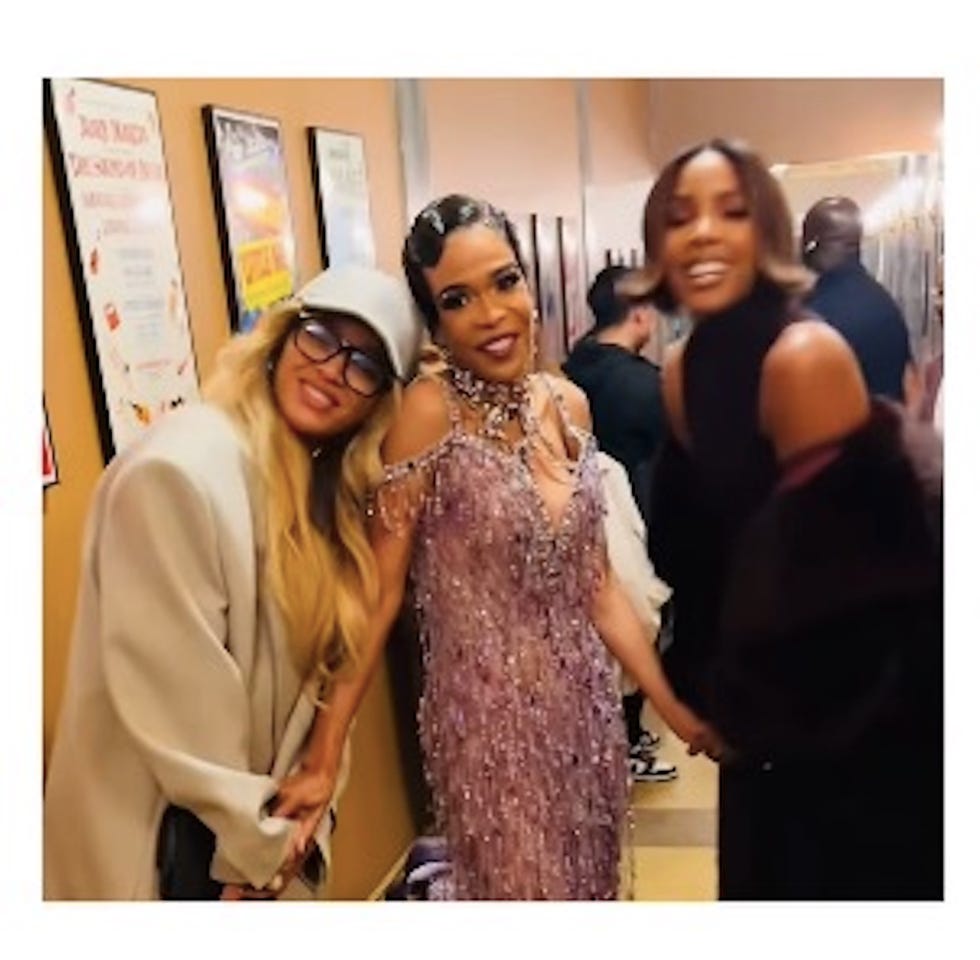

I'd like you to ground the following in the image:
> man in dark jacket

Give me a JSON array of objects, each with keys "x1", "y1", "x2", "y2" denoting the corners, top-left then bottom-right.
[
  {"x1": 802, "y1": 196, "x2": 914, "y2": 402},
  {"x1": 563, "y1": 265, "x2": 666, "y2": 517},
  {"x1": 563, "y1": 264, "x2": 673, "y2": 782}
]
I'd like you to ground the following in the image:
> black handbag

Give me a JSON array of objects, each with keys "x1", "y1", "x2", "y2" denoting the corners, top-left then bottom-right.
[
  {"x1": 156, "y1": 803, "x2": 331, "y2": 899},
  {"x1": 156, "y1": 804, "x2": 223, "y2": 900}
]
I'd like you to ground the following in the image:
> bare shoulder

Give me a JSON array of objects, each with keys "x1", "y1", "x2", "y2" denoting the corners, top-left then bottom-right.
[
  {"x1": 764, "y1": 319, "x2": 857, "y2": 375},
  {"x1": 762, "y1": 320, "x2": 870, "y2": 416},
  {"x1": 761, "y1": 320, "x2": 871, "y2": 460},
  {"x1": 381, "y1": 376, "x2": 452, "y2": 464},
  {"x1": 543, "y1": 373, "x2": 592, "y2": 431}
]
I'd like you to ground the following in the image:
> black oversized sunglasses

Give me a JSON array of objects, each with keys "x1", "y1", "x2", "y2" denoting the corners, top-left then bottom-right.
[{"x1": 291, "y1": 312, "x2": 394, "y2": 398}]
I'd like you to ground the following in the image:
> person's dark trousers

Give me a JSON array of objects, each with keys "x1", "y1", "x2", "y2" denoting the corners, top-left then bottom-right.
[
  {"x1": 384, "y1": 591, "x2": 434, "y2": 834},
  {"x1": 622, "y1": 691, "x2": 644, "y2": 748},
  {"x1": 718, "y1": 749, "x2": 943, "y2": 901}
]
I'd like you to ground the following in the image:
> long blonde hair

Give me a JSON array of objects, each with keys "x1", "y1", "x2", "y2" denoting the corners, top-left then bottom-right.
[{"x1": 204, "y1": 302, "x2": 398, "y2": 689}]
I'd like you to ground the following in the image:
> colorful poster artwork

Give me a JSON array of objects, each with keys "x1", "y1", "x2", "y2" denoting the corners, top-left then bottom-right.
[
  {"x1": 45, "y1": 79, "x2": 200, "y2": 459},
  {"x1": 309, "y1": 128, "x2": 376, "y2": 268},
  {"x1": 204, "y1": 107, "x2": 297, "y2": 332}
]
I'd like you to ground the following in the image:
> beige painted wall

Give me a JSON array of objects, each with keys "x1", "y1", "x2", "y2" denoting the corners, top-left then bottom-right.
[
  {"x1": 43, "y1": 77, "x2": 415, "y2": 901},
  {"x1": 421, "y1": 78, "x2": 657, "y2": 344},
  {"x1": 423, "y1": 79, "x2": 583, "y2": 218},
  {"x1": 586, "y1": 79, "x2": 655, "y2": 186},
  {"x1": 649, "y1": 78, "x2": 943, "y2": 167}
]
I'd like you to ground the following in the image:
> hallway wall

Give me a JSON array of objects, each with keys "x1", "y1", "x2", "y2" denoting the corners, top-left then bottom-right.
[
  {"x1": 648, "y1": 78, "x2": 942, "y2": 166},
  {"x1": 420, "y1": 78, "x2": 655, "y2": 336},
  {"x1": 423, "y1": 78, "x2": 583, "y2": 218}
]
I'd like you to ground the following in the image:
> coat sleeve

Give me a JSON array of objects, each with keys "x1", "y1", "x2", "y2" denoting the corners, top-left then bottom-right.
[
  {"x1": 713, "y1": 412, "x2": 942, "y2": 762},
  {"x1": 97, "y1": 455, "x2": 295, "y2": 890}
]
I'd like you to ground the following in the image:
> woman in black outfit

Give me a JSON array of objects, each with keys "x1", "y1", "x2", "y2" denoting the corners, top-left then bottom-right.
[{"x1": 629, "y1": 139, "x2": 942, "y2": 900}]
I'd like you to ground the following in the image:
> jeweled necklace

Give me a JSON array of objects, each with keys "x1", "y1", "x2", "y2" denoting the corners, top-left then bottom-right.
[{"x1": 447, "y1": 363, "x2": 532, "y2": 441}]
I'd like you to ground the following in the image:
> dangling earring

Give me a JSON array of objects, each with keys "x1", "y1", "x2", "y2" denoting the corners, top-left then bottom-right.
[{"x1": 421, "y1": 335, "x2": 451, "y2": 373}]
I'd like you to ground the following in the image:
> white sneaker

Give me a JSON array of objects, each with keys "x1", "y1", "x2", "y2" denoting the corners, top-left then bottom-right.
[
  {"x1": 635, "y1": 730, "x2": 661, "y2": 756},
  {"x1": 628, "y1": 754, "x2": 678, "y2": 783}
]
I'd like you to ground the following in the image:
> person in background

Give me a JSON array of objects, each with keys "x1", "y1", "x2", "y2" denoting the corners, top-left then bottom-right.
[
  {"x1": 801, "y1": 195, "x2": 915, "y2": 403},
  {"x1": 563, "y1": 264, "x2": 665, "y2": 516},
  {"x1": 43, "y1": 265, "x2": 423, "y2": 900},
  {"x1": 634, "y1": 139, "x2": 942, "y2": 899},
  {"x1": 563, "y1": 264, "x2": 674, "y2": 782},
  {"x1": 274, "y1": 193, "x2": 723, "y2": 900}
]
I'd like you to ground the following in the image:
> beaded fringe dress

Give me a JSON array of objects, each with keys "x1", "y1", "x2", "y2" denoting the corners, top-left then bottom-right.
[{"x1": 376, "y1": 377, "x2": 630, "y2": 900}]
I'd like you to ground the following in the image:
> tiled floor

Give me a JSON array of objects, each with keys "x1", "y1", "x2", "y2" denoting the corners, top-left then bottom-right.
[{"x1": 626, "y1": 708, "x2": 719, "y2": 901}]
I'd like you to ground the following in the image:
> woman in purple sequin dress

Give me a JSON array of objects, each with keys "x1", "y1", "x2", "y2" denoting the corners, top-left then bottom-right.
[{"x1": 275, "y1": 195, "x2": 722, "y2": 900}]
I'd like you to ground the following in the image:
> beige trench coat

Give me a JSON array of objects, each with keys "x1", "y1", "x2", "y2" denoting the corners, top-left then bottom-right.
[{"x1": 43, "y1": 404, "x2": 349, "y2": 900}]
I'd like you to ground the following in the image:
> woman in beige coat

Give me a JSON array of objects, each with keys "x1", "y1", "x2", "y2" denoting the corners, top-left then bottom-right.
[{"x1": 43, "y1": 264, "x2": 423, "y2": 900}]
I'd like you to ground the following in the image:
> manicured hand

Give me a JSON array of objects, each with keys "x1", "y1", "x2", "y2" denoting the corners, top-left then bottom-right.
[
  {"x1": 272, "y1": 763, "x2": 338, "y2": 862},
  {"x1": 273, "y1": 765, "x2": 336, "y2": 817}
]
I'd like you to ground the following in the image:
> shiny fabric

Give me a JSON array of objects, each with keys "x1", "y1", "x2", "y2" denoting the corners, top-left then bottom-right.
[{"x1": 377, "y1": 380, "x2": 629, "y2": 900}]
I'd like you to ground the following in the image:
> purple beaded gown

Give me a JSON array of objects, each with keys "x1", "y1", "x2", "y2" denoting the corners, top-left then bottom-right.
[{"x1": 377, "y1": 376, "x2": 630, "y2": 900}]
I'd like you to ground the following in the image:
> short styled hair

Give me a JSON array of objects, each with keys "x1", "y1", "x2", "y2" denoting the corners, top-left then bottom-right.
[
  {"x1": 402, "y1": 193, "x2": 528, "y2": 335},
  {"x1": 587, "y1": 265, "x2": 648, "y2": 331}
]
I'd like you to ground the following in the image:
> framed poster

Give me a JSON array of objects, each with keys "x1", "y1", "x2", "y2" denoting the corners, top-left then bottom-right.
[
  {"x1": 307, "y1": 127, "x2": 376, "y2": 268},
  {"x1": 558, "y1": 216, "x2": 589, "y2": 350},
  {"x1": 203, "y1": 105, "x2": 298, "y2": 332},
  {"x1": 43, "y1": 78, "x2": 200, "y2": 462},
  {"x1": 531, "y1": 214, "x2": 566, "y2": 368},
  {"x1": 43, "y1": 402, "x2": 59, "y2": 488}
]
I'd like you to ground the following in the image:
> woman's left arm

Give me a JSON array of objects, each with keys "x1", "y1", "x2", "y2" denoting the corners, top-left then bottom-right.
[
  {"x1": 550, "y1": 376, "x2": 722, "y2": 758},
  {"x1": 591, "y1": 571, "x2": 721, "y2": 758}
]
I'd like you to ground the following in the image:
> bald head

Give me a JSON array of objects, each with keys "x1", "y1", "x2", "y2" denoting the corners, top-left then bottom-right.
[{"x1": 801, "y1": 196, "x2": 863, "y2": 273}]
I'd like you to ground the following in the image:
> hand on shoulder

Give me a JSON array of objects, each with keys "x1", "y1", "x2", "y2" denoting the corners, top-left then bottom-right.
[{"x1": 761, "y1": 320, "x2": 871, "y2": 462}]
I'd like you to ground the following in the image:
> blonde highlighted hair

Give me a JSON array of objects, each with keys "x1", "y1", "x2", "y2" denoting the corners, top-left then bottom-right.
[{"x1": 203, "y1": 301, "x2": 398, "y2": 691}]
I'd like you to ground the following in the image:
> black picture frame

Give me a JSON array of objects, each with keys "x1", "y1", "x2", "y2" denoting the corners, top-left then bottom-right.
[
  {"x1": 202, "y1": 104, "x2": 298, "y2": 332},
  {"x1": 307, "y1": 126, "x2": 376, "y2": 269},
  {"x1": 43, "y1": 399, "x2": 59, "y2": 489},
  {"x1": 43, "y1": 78, "x2": 200, "y2": 462}
]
